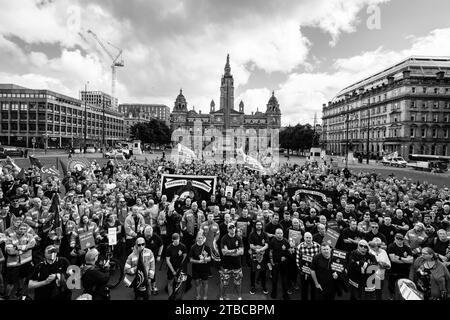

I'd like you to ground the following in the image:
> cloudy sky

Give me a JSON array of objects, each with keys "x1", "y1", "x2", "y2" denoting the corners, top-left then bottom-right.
[{"x1": 2, "y1": 0, "x2": 450, "y2": 125}]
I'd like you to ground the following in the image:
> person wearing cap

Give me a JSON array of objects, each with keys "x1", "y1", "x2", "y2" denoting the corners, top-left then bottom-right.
[
  {"x1": 80, "y1": 248, "x2": 110, "y2": 300},
  {"x1": 28, "y1": 245, "x2": 71, "y2": 300},
  {"x1": 219, "y1": 223, "x2": 244, "y2": 300},
  {"x1": 165, "y1": 233, "x2": 187, "y2": 298},
  {"x1": 387, "y1": 233, "x2": 414, "y2": 298},
  {"x1": 347, "y1": 239, "x2": 378, "y2": 300}
]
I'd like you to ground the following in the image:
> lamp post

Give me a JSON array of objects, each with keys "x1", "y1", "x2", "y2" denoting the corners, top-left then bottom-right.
[
  {"x1": 366, "y1": 96, "x2": 371, "y2": 164},
  {"x1": 44, "y1": 133, "x2": 48, "y2": 155},
  {"x1": 102, "y1": 96, "x2": 105, "y2": 154},
  {"x1": 83, "y1": 81, "x2": 89, "y2": 153}
]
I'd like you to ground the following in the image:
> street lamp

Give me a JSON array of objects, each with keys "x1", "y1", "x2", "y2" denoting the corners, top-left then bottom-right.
[
  {"x1": 44, "y1": 133, "x2": 48, "y2": 155},
  {"x1": 366, "y1": 96, "x2": 371, "y2": 164},
  {"x1": 83, "y1": 81, "x2": 89, "y2": 153}
]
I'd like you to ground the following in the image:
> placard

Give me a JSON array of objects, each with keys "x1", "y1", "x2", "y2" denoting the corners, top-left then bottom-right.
[
  {"x1": 301, "y1": 254, "x2": 313, "y2": 275},
  {"x1": 327, "y1": 220, "x2": 340, "y2": 232},
  {"x1": 322, "y1": 228, "x2": 340, "y2": 248},
  {"x1": 79, "y1": 231, "x2": 95, "y2": 250},
  {"x1": 225, "y1": 186, "x2": 234, "y2": 197},
  {"x1": 331, "y1": 249, "x2": 347, "y2": 273},
  {"x1": 288, "y1": 229, "x2": 302, "y2": 247},
  {"x1": 236, "y1": 221, "x2": 248, "y2": 237},
  {"x1": 108, "y1": 227, "x2": 117, "y2": 246}
]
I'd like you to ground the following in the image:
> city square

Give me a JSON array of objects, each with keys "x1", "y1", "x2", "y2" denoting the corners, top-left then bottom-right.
[{"x1": 0, "y1": 0, "x2": 450, "y2": 311}]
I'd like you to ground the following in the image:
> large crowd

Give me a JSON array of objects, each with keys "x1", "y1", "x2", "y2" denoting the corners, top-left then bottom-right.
[{"x1": 0, "y1": 154, "x2": 450, "y2": 301}]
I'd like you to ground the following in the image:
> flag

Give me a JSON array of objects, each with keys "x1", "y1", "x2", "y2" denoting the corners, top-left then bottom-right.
[
  {"x1": 129, "y1": 251, "x2": 148, "y2": 290},
  {"x1": 29, "y1": 156, "x2": 43, "y2": 169},
  {"x1": 175, "y1": 143, "x2": 197, "y2": 164},
  {"x1": 16, "y1": 168, "x2": 25, "y2": 181},
  {"x1": 6, "y1": 157, "x2": 21, "y2": 172},
  {"x1": 41, "y1": 166, "x2": 60, "y2": 178},
  {"x1": 59, "y1": 159, "x2": 68, "y2": 176},
  {"x1": 49, "y1": 193, "x2": 61, "y2": 230}
]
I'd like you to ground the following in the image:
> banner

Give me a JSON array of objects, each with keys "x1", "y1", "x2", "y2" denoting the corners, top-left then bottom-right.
[
  {"x1": 331, "y1": 249, "x2": 347, "y2": 273},
  {"x1": 160, "y1": 174, "x2": 217, "y2": 202},
  {"x1": 301, "y1": 255, "x2": 313, "y2": 275},
  {"x1": 225, "y1": 186, "x2": 234, "y2": 196},
  {"x1": 322, "y1": 228, "x2": 340, "y2": 248},
  {"x1": 236, "y1": 221, "x2": 248, "y2": 238},
  {"x1": 108, "y1": 227, "x2": 117, "y2": 246},
  {"x1": 79, "y1": 231, "x2": 95, "y2": 250},
  {"x1": 288, "y1": 229, "x2": 302, "y2": 247},
  {"x1": 287, "y1": 187, "x2": 338, "y2": 211},
  {"x1": 174, "y1": 143, "x2": 197, "y2": 164}
]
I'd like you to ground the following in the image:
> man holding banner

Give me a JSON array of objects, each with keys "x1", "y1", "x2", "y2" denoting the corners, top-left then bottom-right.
[{"x1": 296, "y1": 232, "x2": 321, "y2": 300}]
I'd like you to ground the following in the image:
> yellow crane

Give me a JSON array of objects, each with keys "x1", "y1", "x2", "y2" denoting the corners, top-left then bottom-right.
[{"x1": 86, "y1": 29, "x2": 124, "y2": 109}]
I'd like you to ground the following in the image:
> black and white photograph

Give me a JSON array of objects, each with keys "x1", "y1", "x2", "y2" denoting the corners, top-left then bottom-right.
[{"x1": 0, "y1": 0, "x2": 450, "y2": 314}]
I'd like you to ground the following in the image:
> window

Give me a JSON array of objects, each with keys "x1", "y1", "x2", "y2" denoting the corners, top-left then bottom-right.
[
  {"x1": 1, "y1": 103, "x2": 9, "y2": 111},
  {"x1": 410, "y1": 128, "x2": 415, "y2": 137},
  {"x1": 411, "y1": 101, "x2": 416, "y2": 108},
  {"x1": 446, "y1": 128, "x2": 449, "y2": 138},
  {"x1": 412, "y1": 87, "x2": 416, "y2": 93},
  {"x1": 434, "y1": 88, "x2": 439, "y2": 94},
  {"x1": 431, "y1": 145, "x2": 436, "y2": 155},
  {"x1": 422, "y1": 115, "x2": 427, "y2": 122},
  {"x1": 420, "y1": 145, "x2": 425, "y2": 154},
  {"x1": 423, "y1": 87, "x2": 427, "y2": 94},
  {"x1": 411, "y1": 115, "x2": 416, "y2": 122},
  {"x1": 433, "y1": 102, "x2": 439, "y2": 109},
  {"x1": 432, "y1": 128, "x2": 438, "y2": 138},
  {"x1": 409, "y1": 145, "x2": 414, "y2": 154},
  {"x1": 421, "y1": 128, "x2": 426, "y2": 138},
  {"x1": 423, "y1": 102, "x2": 427, "y2": 108},
  {"x1": 434, "y1": 114, "x2": 439, "y2": 122},
  {"x1": 445, "y1": 115, "x2": 449, "y2": 122}
]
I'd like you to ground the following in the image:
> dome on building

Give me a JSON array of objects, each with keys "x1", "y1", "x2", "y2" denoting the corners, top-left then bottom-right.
[
  {"x1": 266, "y1": 91, "x2": 280, "y2": 114},
  {"x1": 174, "y1": 89, "x2": 188, "y2": 111}
]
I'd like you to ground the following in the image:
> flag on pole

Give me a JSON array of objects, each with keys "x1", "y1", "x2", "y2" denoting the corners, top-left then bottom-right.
[
  {"x1": 59, "y1": 159, "x2": 68, "y2": 176},
  {"x1": 237, "y1": 148, "x2": 267, "y2": 174},
  {"x1": 6, "y1": 157, "x2": 21, "y2": 172},
  {"x1": 176, "y1": 143, "x2": 197, "y2": 164},
  {"x1": 29, "y1": 156, "x2": 43, "y2": 169},
  {"x1": 49, "y1": 193, "x2": 61, "y2": 230}
]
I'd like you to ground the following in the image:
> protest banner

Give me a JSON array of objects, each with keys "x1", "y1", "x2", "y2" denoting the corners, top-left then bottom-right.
[
  {"x1": 225, "y1": 186, "x2": 234, "y2": 196},
  {"x1": 301, "y1": 255, "x2": 313, "y2": 275},
  {"x1": 79, "y1": 231, "x2": 95, "y2": 250},
  {"x1": 323, "y1": 228, "x2": 340, "y2": 248},
  {"x1": 160, "y1": 174, "x2": 217, "y2": 202},
  {"x1": 331, "y1": 249, "x2": 347, "y2": 273},
  {"x1": 236, "y1": 221, "x2": 248, "y2": 237},
  {"x1": 288, "y1": 229, "x2": 302, "y2": 247},
  {"x1": 108, "y1": 227, "x2": 117, "y2": 246}
]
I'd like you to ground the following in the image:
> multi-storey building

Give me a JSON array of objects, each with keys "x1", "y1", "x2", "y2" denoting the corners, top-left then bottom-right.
[
  {"x1": 322, "y1": 56, "x2": 450, "y2": 158},
  {"x1": 0, "y1": 84, "x2": 124, "y2": 149},
  {"x1": 170, "y1": 55, "x2": 281, "y2": 152},
  {"x1": 80, "y1": 91, "x2": 118, "y2": 110}
]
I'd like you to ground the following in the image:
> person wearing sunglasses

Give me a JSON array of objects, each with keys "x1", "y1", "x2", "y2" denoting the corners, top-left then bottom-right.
[
  {"x1": 347, "y1": 239, "x2": 378, "y2": 300},
  {"x1": 124, "y1": 237, "x2": 155, "y2": 300}
]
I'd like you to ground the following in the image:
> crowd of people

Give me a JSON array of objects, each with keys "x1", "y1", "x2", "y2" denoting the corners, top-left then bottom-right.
[{"x1": 0, "y1": 154, "x2": 450, "y2": 301}]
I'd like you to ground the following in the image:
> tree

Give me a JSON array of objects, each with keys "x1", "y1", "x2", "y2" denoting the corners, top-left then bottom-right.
[
  {"x1": 130, "y1": 119, "x2": 172, "y2": 147},
  {"x1": 280, "y1": 124, "x2": 315, "y2": 155}
]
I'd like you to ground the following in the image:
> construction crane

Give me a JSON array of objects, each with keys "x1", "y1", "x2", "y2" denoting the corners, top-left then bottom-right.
[{"x1": 87, "y1": 29, "x2": 124, "y2": 109}]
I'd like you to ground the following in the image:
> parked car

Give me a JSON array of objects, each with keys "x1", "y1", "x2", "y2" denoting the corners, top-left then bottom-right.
[
  {"x1": 105, "y1": 149, "x2": 128, "y2": 159},
  {"x1": 382, "y1": 156, "x2": 408, "y2": 167},
  {"x1": 0, "y1": 147, "x2": 24, "y2": 158}
]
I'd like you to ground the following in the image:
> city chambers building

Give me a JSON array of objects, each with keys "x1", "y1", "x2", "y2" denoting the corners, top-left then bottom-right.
[
  {"x1": 322, "y1": 56, "x2": 450, "y2": 158},
  {"x1": 170, "y1": 55, "x2": 281, "y2": 153}
]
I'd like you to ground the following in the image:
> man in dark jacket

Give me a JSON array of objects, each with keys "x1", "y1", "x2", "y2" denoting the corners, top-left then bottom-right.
[{"x1": 81, "y1": 248, "x2": 110, "y2": 300}]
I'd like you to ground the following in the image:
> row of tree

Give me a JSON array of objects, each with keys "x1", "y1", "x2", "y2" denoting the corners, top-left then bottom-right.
[
  {"x1": 130, "y1": 119, "x2": 171, "y2": 147},
  {"x1": 130, "y1": 119, "x2": 319, "y2": 154},
  {"x1": 279, "y1": 124, "x2": 319, "y2": 155}
]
